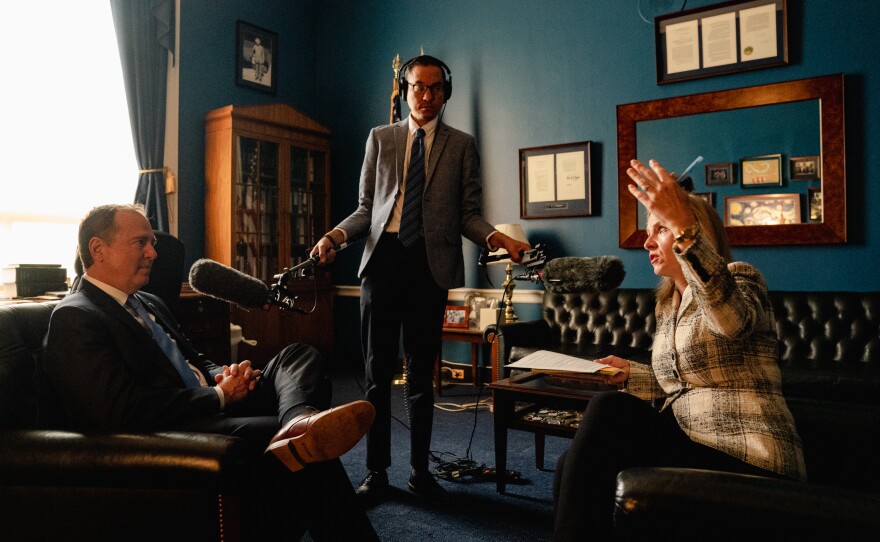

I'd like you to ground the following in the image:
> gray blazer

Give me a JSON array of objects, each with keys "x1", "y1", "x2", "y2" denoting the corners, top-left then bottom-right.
[{"x1": 336, "y1": 119, "x2": 495, "y2": 290}]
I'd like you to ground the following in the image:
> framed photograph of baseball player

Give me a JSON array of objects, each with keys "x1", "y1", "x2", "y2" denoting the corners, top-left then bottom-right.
[{"x1": 236, "y1": 21, "x2": 277, "y2": 94}]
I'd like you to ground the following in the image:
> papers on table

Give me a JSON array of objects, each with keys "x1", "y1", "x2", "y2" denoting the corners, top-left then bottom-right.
[{"x1": 507, "y1": 350, "x2": 622, "y2": 375}]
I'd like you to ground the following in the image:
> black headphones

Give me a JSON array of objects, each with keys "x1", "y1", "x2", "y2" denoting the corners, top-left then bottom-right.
[{"x1": 397, "y1": 55, "x2": 453, "y2": 102}]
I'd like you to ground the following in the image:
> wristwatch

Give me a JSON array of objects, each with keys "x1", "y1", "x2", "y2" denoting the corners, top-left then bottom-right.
[
  {"x1": 674, "y1": 221, "x2": 701, "y2": 244},
  {"x1": 322, "y1": 233, "x2": 339, "y2": 250}
]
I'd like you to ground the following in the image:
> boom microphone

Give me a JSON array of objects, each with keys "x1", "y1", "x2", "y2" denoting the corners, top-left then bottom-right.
[
  {"x1": 538, "y1": 256, "x2": 626, "y2": 294},
  {"x1": 272, "y1": 240, "x2": 351, "y2": 282},
  {"x1": 188, "y1": 259, "x2": 273, "y2": 310}
]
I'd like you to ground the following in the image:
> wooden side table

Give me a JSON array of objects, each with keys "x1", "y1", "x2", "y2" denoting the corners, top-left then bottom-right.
[
  {"x1": 435, "y1": 326, "x2": 487, "y2": 394},
  {"x1": 487, "y1": 372, "x2": 617, "y2": 493}
]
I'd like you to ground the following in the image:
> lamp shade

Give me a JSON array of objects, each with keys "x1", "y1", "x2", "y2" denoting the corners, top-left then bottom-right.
[{"x1": 490, "y1": 223, "x2": 528, "y2": 264}]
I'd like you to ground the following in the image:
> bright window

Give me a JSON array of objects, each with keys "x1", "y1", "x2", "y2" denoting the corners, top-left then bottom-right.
[{"x1": 0, "y1": 3, "x2": 138, "y2": 278}]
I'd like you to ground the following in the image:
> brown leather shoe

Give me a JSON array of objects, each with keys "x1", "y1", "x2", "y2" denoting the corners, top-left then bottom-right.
[{"x1": 265, "y1": 400, "x2": 375, "y2": 472}]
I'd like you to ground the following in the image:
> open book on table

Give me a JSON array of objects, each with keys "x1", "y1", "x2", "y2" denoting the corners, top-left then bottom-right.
[{"x1": 506, "y1": 350, "x2": 624, "y2": 376}]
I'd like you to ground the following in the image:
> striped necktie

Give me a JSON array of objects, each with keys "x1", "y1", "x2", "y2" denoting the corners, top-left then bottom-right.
[
  {"x1": 398, "y1": 128, "x2": 426, "y2": 248},
  {"x1": 126, "y1": 295, "x2": 200, "y2": 388}
]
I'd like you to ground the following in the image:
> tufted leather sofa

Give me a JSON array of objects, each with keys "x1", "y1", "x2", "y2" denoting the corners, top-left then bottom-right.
[
  {"x1": 494, "y1": 288, "x2": 880, "y2": 537},
  {"x1": 0, "y1": 301, "x2": 247, "y2": 542}
]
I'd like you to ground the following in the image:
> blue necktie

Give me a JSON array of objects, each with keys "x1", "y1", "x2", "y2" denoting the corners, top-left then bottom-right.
[
  {"x1": 126, "y1": 295, "x2": 200, "y2": 388},
  {"x1": 398, "y1": 128, "x2": 426, "y2": 248}
]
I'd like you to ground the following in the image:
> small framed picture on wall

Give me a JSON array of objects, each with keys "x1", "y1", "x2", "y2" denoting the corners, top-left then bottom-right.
[
  {"x1": 705, "y1": 163, "x2": 735, "y2": 186},
  {"x1": 808, "y1": 187, "x2": 823, "y2": 222},
  {"x1": 725, "y1": 193, "x2": 801, "y2": 226},
  {"x1": 694, "y1": 192, "x2": 715, "y2": 206},
  {"x1": 236, "y1": 20, "x2": 278, "y2": 94},
  {"x1": 741, "y1": 154, "x2": 783, "y2": 187},
  {"x1": 790, "y1": 155, "x2": 820, "y2": 181}
]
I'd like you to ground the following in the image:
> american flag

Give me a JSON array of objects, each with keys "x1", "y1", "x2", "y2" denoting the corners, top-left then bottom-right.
[{"x1": 390, "y1": 54, "x2": 401, "y2": 124}]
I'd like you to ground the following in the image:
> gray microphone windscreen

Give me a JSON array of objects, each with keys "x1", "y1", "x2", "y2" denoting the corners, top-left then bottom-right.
[
  {"x1": 541, "y1": 256, "x2": 626, "y2": 294},
  {"x1": 188, "y1": 259, "x2": 269, "y2": 309}
]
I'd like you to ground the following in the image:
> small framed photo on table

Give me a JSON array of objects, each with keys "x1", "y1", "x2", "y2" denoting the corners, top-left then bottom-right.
[
  {"x1": 443, "y1": 306, "x2": 470, "y2": 328},
  {"x1": 741, "y1": 154, "x2": 783, "y2": 187},
  {"x1": 790, "y1": 155, "x2": 820, "y2": 181}
]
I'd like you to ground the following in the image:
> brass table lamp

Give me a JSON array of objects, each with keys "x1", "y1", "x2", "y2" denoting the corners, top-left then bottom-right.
[{"x1": 490, "y1": 223, "x2": 529, "y2": 325}]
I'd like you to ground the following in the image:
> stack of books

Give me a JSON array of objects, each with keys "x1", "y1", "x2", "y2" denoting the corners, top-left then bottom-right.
[{"x1": 1, "y1": 264, "x2": 69, "y2": 299}]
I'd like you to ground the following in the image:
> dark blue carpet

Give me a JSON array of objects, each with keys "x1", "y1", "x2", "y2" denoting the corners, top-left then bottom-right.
[{"x1": 313, "y1": 368, "x2": 571, "y2": 542}]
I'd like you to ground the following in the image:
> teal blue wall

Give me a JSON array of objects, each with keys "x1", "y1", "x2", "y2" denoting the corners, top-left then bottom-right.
[
  {"x1": 177, "y1": 0, "x2": 880, "y2": 364},
  {"x1": 177, "y1": 0, "x2": 320, "y2": 271}
]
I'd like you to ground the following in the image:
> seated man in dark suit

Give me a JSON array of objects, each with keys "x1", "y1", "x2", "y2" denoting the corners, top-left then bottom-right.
[{"x1": 41, "y1": 203, "x2": 379, "y2": 541}]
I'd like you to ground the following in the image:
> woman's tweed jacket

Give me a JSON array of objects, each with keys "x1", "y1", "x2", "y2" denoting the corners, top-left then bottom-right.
[{"x1": 626, "y1": 235, "x2": 807, "y2": 481}]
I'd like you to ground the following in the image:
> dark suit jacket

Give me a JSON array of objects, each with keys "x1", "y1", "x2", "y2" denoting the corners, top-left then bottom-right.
[
  {"x1": 336, "y1": 119, "x2": 496, "y2": 290},
  {"x1": 41, "y1": 279, "x2": 223, "y2": 432}
]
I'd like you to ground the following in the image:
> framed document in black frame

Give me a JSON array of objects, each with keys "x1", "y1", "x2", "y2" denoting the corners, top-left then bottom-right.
[
  {"x1": 519, "y1": 141, "x2": 593, "y2": 219},
  {"x1": 654, "y1": 0, "x2": 788, "y2": 85}
]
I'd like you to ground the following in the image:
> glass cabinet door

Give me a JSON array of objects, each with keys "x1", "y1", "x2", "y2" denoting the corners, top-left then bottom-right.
[
  {"x1": 204, "y1": 103, "x2": 336, "y2": 363},
  {"x1": 311, "y1": 150, "x2": 327, "y2": 252},
  {"x1": 289, "y1": 146, "x2": 327, "y2": 268},
  {"x1": 235, "y1": 137, "x2": 279, "y2": 282}
]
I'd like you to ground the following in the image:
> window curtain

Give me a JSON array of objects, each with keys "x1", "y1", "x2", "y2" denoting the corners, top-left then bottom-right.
[{"x1": 109, "y1": 0, "x2": 175, "y2": 231}]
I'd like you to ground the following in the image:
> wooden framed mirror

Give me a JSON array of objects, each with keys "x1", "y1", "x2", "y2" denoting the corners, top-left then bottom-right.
[{"x1": 617, "y1": 74, "x2": 845, "y2": 247}]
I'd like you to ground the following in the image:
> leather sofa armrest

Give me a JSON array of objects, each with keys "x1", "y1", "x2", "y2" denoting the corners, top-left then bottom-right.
[
  {"x1": 495, "y1": 319, "x2": 554, "y2": 373},
  {"x1": 0, "y1": 429, "x2": 247, "y2": 490},
  {"x1": 614, "y1": 467, "x2": 880, "y2": 539},
  {"x1": 497, "y1": 319, "x2": 554, "y2": 349}
]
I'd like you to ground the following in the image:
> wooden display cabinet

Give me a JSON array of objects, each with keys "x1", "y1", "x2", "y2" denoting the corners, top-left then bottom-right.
[{"x1": 204, "y1": 104, "x2": 334, "y2": 367}]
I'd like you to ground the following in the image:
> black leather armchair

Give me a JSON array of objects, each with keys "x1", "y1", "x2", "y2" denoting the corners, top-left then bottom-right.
[
  {"x1": 1, "y1": 234, "x2": 247, "y2": 541},
  {"x1": 614, "y1": 467, "x2": 880, "y2": 539},
  {"x1": 141, "y1": 230, "x2": 186, "y2": 314}
]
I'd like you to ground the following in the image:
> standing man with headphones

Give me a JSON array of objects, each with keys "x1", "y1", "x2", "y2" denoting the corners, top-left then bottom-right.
[{"x1": 310, "y1": 55, "x2": 530, "y2": 505}]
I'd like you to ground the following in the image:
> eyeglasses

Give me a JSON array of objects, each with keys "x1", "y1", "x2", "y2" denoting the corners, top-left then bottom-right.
[{"x1": 407, "y1": 82, "x2": 444, "y2": 97}]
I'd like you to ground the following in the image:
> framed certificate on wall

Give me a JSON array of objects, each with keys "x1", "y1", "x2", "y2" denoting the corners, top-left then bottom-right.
[
  {"x1": 654, "y1": 0, "x2": 788, "y2": 85},
  {"x1": 520, "y1": 141, "x2": 593, "y2": 219}
]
